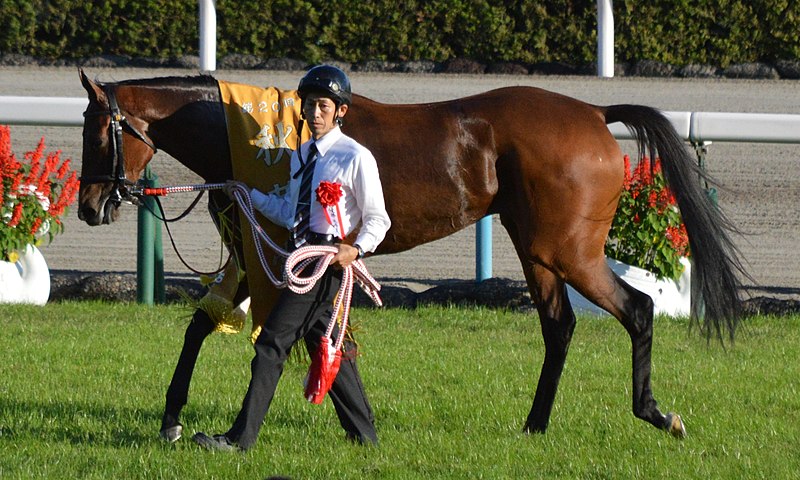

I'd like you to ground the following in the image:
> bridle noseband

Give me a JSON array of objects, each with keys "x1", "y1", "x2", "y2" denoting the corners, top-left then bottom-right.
[{"x1": 81, "y1": 86, "x2": 158, "y2": 206}]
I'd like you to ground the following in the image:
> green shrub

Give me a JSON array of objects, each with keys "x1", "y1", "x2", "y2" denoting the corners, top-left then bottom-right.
[{"x1": 0, "y1": 0, "x2": 797, "y2": 66}]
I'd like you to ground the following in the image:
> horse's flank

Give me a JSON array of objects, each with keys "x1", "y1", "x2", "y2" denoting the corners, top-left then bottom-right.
[{"x1": 346, "y1": 87, "x2": 623, "y2": 254}]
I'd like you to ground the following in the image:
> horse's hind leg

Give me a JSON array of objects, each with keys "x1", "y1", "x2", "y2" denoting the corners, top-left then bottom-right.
[
  {"x1": 522, "y1": 263, "x2": 577, "y2": 434},
  {"x1": 499, "y1": 213, "x2": 577, "y2": 433},
  {"x1": 571, "y1": 265, "x2": 686, "y2": 438},
  {"x1": 503, "y1": 214, "x2": 684, "y2": 437}
]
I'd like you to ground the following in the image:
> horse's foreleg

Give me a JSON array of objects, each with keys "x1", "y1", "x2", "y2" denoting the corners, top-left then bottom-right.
[
  {"x1": 161, "y1": 279, "x2": 251, "y2": 441},
  {"x1": 160, "y1": 192, "x2": 252, "y2": 442},
  {"x1": 161, "y1": 308, "x2": 215, "y2": 440},
  {"x1": 523, "y1": 264, "x2": 577, "y2": 434}
]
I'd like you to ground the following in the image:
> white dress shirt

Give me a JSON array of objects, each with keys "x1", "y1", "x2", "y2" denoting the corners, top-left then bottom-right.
[{"x1": 249, "y1": 126, "x2": 391, "y2": 253}]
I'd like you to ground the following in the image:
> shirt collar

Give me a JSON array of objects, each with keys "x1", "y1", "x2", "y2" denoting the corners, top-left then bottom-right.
[{"x1": 310, "y1": 125, "x2": 343, "y2": 157}]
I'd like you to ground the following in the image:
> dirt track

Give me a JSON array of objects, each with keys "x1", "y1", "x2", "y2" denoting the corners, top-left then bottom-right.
[{"x1": 2, "y1": 67, "x2": 799, "y2": 300}]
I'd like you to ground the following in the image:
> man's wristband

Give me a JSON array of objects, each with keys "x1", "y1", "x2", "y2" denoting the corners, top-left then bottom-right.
[{"x1": 354, "y1": 244, "x2": 365, "y2": 259}]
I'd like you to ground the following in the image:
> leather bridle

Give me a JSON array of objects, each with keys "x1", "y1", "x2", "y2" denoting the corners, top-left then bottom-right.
[
  {"x1": 79, "y1": 84, "x2": 227, "y2": 275},
  {"x1": 81, "y1": 85, "x2": 157, "y2": 206}
]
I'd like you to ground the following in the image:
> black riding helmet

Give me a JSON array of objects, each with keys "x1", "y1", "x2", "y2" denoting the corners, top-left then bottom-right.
[{"x1": 297, "y1": 65, "x2": 352, "y2": 107}]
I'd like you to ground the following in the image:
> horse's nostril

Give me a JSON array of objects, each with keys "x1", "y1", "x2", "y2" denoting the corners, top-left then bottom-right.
[{"x1": 78, "y1": 206, "x2": 96, "y2": 221}]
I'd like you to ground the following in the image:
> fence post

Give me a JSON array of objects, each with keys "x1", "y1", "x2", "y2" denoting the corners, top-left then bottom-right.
[
  {"x1": 151, "y1": 171, "x2": 166, "y2": 303},
  {"x1": 136, "y1": 166, "x2": 165, "y2": 304},
  {"x1": 154, "y1": 218, "x2": 165, "y2": 303},
  {"x1": 199, "y1": 0, "x2": 217, "y2": 71},
  {"x1": 597, "y1": 0, "x2": 614, "y2": 78},
  {"x1": 475, "y1": 215, "x2": 492, "y2": 282},
  {"x1": 693, "y1": 141, "x2": 718, "y2": 205},
  {"x1": 137, "y1": 168, "x2": 155, "y2": 304}
]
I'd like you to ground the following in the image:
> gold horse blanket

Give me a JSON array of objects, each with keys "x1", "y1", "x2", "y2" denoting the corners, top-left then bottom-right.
[{"x1": 201, "y1": 80, "x2": 310, "y2": 341}]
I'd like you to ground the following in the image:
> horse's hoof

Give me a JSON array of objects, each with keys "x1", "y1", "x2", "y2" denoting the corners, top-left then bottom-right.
[
  {"x1": 665, "y1": 413, "x2": 686, "y2": 439},
  {"x1": 522, "y1": 423, "x2": 547, "y2": 435},
  {"x1": 160, "y1": 424, "x2": 183, "y2": 443}
]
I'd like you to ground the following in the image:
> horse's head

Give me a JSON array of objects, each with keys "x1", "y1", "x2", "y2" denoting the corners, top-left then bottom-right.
[{"x1": 78, "y1": 69, "x2": 157, "y2": 225}]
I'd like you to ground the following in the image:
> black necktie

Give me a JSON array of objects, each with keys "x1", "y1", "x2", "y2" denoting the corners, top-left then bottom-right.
[{"x1": 292, "y1": 143, "x2": 318, "y2": 248}]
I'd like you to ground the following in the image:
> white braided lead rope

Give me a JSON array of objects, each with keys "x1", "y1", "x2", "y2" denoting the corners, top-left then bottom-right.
[
  {"x1": 134, "y1": 182, "x2": 228, "y2": 196},
  {"x1": 228, "y1": 182, "x2": 383, "y2": 349},
  {"x1": 139, "y1": 181, "x2": 384, "y2": 346}
]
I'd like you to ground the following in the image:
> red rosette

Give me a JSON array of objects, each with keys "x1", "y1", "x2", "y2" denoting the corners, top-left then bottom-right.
[
  {"x1": 315, "y1": 181, "x2": 343, "y2": 207},
  {"x1": 315, "y1": 181, "x2": 346, "y2": 239}
]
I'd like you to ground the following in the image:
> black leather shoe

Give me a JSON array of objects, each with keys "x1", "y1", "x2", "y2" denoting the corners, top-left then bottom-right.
[
  {"x1": 345, "y1": 431, "x2": 379, "y2": 446},
  {"x1": 192, "y1": 432, "x2": 240, "y2": 452}
]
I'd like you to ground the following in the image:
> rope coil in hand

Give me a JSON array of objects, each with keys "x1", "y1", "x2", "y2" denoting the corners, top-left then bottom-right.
[
  {"x1": 228, "y1": 182, "x2": 382, "y2": 351},
  {"x1": 137, "y1": 181, "x2": 383, "y2": 351}
]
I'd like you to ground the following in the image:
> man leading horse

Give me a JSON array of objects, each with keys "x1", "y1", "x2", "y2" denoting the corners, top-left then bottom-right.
[{"x1": 192, "y1": 65, "x2": 390, "y2": 451}]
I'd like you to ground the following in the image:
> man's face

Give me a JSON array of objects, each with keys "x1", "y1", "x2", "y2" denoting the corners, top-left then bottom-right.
[{"x1": 303, "y1": 93, "x2": 348, "y2": 139}]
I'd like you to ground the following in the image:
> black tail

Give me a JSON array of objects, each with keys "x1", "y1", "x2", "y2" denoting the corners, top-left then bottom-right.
[{"x1": 605, "y1": 104, "x2": 749, "y2": 342}]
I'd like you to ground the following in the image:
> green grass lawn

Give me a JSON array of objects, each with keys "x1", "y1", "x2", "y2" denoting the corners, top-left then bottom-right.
[{"x1": 0, "y1": 302, "x2": 798, "y2": 479}]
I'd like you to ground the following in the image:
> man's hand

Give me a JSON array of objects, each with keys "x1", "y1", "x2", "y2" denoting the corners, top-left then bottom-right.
[
  {"x1": 223, "y1": 180, "x2": 247, "y2": 200},
  {"x1": 331, "y1": 243, "x2": 359, "y2": 268}
]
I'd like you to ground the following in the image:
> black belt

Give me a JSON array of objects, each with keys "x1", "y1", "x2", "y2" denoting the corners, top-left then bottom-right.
[{"x1": 306, "y1": 232, "x2": 338, "y2": 245}]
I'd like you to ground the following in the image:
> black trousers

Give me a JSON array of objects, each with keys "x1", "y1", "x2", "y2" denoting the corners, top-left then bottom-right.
[{"x1": 225, "y1": 267, "x2": 377, "y2": 449}]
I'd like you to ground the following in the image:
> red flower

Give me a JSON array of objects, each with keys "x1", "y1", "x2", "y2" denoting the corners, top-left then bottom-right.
[
  {"x1": 652, "y1": 157, "x2": 662, "y2": 175},
  {"x1": 37, "y1": 150, "x2": 60, "y2": 196},
  {"x1": 56, "y1": 158, "x2": 71, "y2": 180},
  {"x1": 10, "y1": 170, "x2": 22, "y2": 193},
  {"x1": 648, "y1": 190, "x2": 658, "y2": 208},
  {"x1": 24, "y1": 138, "x2": 45, "y2": 184},
  {"x1": 666, "y1": 224, "x2": 690, "y2": 256},
  {"x1": 30, "y1": 217, "x2": 43, "y2": 236},
  {"x1": 622, "y1": 155, "x2": 632, "y2": 190},
  {"x1": 606, "y1": 154, "x2": 689, "y2": 281},
  {"x1": 1, "y1": 126, "x2": 78, "y2": 261},
  {"x1": 316, "y1": 181, "x2": 343, "y2": 207},
  {"x1": 632, "y1": 157, "x2": 651, "y2": 185},
  {"x1": 49, "y1": 171, "x2": 79, "y2": 217},
  {"x1": 8, "y1": 203, "x2": 23, "y2": 227}
]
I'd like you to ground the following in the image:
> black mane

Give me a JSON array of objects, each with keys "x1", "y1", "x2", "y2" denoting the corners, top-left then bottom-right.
[{"x1": 102, "y1": 74, "x2": 218, "y2": 90}]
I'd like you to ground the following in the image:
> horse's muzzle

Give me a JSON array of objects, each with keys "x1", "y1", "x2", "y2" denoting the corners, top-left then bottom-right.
[{"x1": 78, "y1": 197, "x2": 117, "y2": 226}]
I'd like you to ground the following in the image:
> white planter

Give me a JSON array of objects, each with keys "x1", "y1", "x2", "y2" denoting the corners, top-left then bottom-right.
[
  {"x1": 0, "y1": 244, "x2": 51, "y2": 305},
  {"x1": 568, "y1": 257, "x2": 691, "y2": 317}
]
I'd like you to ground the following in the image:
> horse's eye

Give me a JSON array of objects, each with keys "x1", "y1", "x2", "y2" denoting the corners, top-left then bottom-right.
[
  {"x1": 83, "y1": 130, "x2": 103, "y2": 149},
  {"x1": 86, "y1": 137, "x2": 103, "y2": 151}
]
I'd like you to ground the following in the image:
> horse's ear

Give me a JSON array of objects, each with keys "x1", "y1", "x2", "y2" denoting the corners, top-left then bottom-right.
[{"x1": 79, "y1": 68, "x2": 105, "y2": 104}]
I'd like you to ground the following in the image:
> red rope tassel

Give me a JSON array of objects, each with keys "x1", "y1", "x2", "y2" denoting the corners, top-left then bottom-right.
[{"x1": 304, "y1": 336, "x2": 342, "y2": 404}]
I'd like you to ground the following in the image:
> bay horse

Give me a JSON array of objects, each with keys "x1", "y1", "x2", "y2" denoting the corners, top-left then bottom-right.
[{"x1": 77, "y1": 69, "x2": 746, "y2": 441}]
